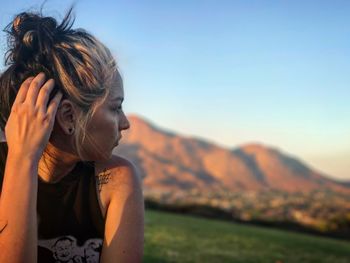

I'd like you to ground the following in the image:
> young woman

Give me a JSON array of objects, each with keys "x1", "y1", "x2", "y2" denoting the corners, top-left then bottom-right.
[{"x1": 0, "y1": 9, "x2": 144, "y2": 263}]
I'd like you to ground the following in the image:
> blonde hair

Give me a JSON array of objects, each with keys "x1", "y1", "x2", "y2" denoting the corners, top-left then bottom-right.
[{"x1": 0, "y1": 8, "x2": 119, "y2": 160}]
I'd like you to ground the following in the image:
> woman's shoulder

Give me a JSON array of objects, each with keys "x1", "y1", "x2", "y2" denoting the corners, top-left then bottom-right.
[
  {"x1": 94, "y1": 154, "x2": 141, "y2": 200},
  {"x1": 95, "y1": 154, "x2": 138, "y2": 182}
]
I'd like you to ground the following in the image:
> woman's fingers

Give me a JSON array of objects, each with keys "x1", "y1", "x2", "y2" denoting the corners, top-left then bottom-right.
[
  {"x1": 36, "y1": 79, "x2": 55, "y2": 113},
  {"x1": 46, "y1": 91, "x2": 63, "y2": 122},
  {"x1": 13, "y1": 73, "x2": 62, "y2": 118},
  {"x1": 25, "y1": 72, "x2": 46, "y2": 106},
  {"x1": 12, "y1": 76, "x2": 34, "y2": 105}
]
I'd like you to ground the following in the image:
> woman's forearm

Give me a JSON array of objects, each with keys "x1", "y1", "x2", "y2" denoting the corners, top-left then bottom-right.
[{"x1": 0, "y1": 153, "x2": 39, "y2": 263}]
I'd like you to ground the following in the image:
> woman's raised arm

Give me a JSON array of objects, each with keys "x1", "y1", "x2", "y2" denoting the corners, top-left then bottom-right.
[{"x1": 0, "y1": 73, "x2": 62, "y2": 263}]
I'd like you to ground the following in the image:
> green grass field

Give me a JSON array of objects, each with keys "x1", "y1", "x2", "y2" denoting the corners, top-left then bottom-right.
[{"x1": 143, "y1": 209, "x2": 350, "y2": 263}]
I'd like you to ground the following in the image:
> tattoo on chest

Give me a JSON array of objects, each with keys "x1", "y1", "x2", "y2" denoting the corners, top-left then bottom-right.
[{"x1": 95, "y1": 168, "x2": 112, "y2": 192}]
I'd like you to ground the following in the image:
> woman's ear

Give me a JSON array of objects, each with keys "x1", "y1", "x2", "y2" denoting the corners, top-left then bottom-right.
[{"x1": 55, "y1": 99, "x2": 77, "y2": 135}]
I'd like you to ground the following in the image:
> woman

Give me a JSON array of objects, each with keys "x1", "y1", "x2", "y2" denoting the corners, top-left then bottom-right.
[{"x1": 0, "y1": 9, "x2": 144, "y2": 263}]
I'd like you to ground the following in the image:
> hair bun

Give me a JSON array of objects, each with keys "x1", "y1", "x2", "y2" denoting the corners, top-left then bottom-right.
[
  {"x1": 5, "y1": 12, "x2": 59, "y2": 64},
  {"x1": 11, "y1": 13, "x2": 57, "y2": 48}
]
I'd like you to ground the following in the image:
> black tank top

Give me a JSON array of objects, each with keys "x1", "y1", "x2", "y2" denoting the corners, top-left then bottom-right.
[{"x1": 0, "y1": 142, "x2": 105, "y2": 263}]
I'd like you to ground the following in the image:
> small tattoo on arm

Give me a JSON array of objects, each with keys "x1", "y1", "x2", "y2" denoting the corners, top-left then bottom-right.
[{"x1": 96, "y1": 168, "x2": 111, "y2": 192}]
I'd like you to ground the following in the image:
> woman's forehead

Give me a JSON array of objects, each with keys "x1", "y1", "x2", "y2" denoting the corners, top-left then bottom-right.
[
  {"x1": 109, "y1": 71, "x2": 124, "y2": 97},
  {"x1": 110, "y1": 81, "x2": 124, "y2": 98}
]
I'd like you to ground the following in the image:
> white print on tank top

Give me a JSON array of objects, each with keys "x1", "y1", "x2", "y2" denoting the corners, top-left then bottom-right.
[{"x1": 38, "y1": 235, "x2": 103, "y2": 263}]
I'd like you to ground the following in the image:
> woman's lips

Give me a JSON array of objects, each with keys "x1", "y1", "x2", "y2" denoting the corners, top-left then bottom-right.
[{"x1": 115, "y1": 136, "x2": 122, "y2": 146}]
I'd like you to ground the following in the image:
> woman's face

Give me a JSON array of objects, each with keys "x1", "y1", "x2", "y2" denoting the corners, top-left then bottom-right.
[{"x1": 83, "y1": 74, "x2": 130, "y2": 161}]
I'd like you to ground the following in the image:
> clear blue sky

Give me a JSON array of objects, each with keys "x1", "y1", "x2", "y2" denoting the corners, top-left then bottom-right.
[{"x1": 0, "y1": 0, "x2": 349, "y2": 180}]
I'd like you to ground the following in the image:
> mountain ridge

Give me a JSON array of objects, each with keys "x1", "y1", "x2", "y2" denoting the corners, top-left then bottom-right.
[{"x1": 114, "y1": 114, "x2": 349, "y2": 194}]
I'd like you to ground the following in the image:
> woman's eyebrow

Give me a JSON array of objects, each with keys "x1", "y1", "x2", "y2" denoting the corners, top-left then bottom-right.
[{"x1": 111, "y1": 97, "x2": 124, "y2": 102}]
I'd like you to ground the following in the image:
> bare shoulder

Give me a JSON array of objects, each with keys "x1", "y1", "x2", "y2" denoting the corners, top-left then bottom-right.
[{"x1": 94, "y1": 154, "x2": 142, "y2": 201}]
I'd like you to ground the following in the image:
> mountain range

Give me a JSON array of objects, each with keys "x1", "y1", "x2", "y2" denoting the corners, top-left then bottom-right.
[{"x1": 113, "y1": 114, "x2": 350, "y2": 194}]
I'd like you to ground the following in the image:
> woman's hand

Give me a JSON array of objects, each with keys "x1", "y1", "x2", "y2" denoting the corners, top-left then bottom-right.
[{"x1": 4, "y1": 72, "x2": 63, "y2": 162}]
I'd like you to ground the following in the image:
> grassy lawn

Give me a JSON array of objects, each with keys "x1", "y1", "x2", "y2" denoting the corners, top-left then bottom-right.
[{"x1": 143, "y1": 209, "x2": 350, "y2": 263}]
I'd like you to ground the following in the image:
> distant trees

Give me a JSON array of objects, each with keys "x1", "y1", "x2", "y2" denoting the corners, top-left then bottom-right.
[{"x1": 144, "y1": 189, "x2": 350, "y2": 240}]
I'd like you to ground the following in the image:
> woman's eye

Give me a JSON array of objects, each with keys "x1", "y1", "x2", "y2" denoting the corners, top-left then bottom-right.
[{"x1": 112, "y1": 106, "x2": 122, "y2": 112}]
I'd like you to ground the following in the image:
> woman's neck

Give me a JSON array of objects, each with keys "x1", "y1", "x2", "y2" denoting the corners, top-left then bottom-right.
[{"x1": 38, "y1": 141, "x2": 80, "y2": 183}]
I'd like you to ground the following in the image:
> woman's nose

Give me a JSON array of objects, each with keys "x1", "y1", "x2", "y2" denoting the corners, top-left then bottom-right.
[{"x1": 120, "y1": 114, "x2": 130, "y2": 131}]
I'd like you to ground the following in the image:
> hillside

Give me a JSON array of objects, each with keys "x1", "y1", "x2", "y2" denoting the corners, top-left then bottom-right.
[{"x1": 114, "y1": 114, "x2": 349, "y2": 194}]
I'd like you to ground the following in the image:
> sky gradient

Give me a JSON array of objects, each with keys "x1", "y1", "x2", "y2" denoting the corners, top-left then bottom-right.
[{"x1": 0, "y1": 0, "x2": 349, "y2": 180}]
